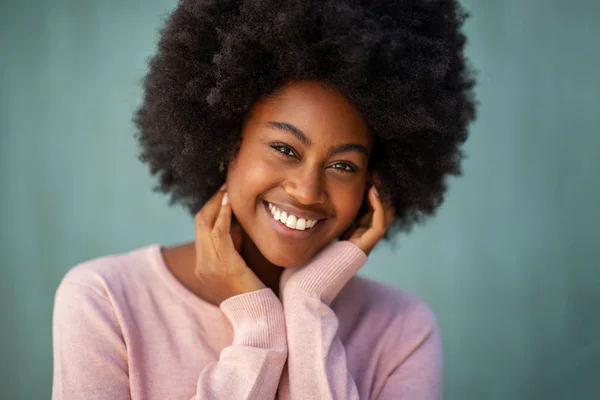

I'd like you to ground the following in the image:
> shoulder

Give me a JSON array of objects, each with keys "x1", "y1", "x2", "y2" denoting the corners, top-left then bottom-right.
[
  {"x1": 341, "y1": 275, "x2": 437, "y2": 323},
  {"x1": 56, "y1": 244, "x2": 160, "y2": 301},
  {"x1": 334, "y1": 275, "x2": 442, "y2": 373},
  {"x1": 334, "y1": 275, "x2": 439, "y2": 342}
]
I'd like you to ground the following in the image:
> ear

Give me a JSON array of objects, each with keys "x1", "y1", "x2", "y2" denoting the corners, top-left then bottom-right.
[
  {"x1": 366, "y1": 170, "x2": 383, "y2": 194},
  {"x1": 370, "y1": 170, "x2": 386, "y2": 195},
  {"x1": 355, "y1": 170, "x2": 378, "y2": 221},
  {"x1": 366, "y1": 170, "x2": 374, "y2": 186}
]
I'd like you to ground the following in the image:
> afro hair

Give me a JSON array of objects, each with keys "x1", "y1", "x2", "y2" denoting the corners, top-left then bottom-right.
[{"x1": 134, "y1": 0, "x2": 477, "y2": 234}]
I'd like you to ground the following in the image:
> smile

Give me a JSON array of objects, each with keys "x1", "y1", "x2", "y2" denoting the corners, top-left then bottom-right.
[{"x1": 266, "y1": 202, "x2": 319, "y2": 231}]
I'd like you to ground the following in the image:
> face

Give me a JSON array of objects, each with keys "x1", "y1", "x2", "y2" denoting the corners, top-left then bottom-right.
[{"x1": 226, "y1": 81, "x2": 372, "y2": 267}]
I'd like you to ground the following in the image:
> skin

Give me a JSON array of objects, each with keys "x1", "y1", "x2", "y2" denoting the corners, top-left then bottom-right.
[{"x1": 162, "y1": 81, "x2": 394, "y2": 305}]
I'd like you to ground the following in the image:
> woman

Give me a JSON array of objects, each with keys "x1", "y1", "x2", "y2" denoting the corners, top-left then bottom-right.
[{"x1": 52, "y1": 0, "x2": 476, "y2": 399}]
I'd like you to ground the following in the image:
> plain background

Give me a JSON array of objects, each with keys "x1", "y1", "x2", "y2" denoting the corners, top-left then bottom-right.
[{"x1": 1, "y1": 0, "x2": 599, "y2": 398}]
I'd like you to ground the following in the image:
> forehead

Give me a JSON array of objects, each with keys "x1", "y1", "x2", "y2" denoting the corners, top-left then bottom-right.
[{"x1": 248, "y1": 81, "x2": 372, "y2": 147}]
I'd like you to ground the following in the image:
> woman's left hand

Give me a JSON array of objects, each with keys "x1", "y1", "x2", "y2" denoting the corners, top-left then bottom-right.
[
  {"x1": 341, "y1": 185, "x2": 395, "y2": 255},
  {"x1": 279, "y1": 184, "x2": 395, "y2": 302}
]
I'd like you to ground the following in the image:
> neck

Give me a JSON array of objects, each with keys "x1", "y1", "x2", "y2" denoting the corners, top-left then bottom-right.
[{"x1": 240, "y1": 230, "x2": 283, "y2": 297}]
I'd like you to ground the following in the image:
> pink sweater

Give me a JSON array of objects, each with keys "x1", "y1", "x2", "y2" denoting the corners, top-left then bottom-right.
[{"x1": 52, "y1": 241, "x2": 442, "y2": 399}]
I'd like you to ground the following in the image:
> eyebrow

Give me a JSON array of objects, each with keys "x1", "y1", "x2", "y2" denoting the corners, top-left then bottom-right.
[{"x1": 266, "y1": 121, "x2": 369, "y2": 156}]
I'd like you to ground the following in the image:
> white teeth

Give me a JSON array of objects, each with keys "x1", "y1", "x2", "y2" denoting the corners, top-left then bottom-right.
[
  {"x1": 267, "y1": 202, "x2": 318, "y2": 231},
  {"x1": 286, "y1": 215, "x2": 297, "y2": 229}
]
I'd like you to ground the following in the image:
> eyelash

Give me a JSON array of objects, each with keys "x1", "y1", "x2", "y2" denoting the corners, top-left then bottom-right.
[
  {"x1": 269, "y1": 143, "x2": 359, "y2": 173},
  {"x1": 271, "y1": 143, "x2": 297, "y2": 158}
]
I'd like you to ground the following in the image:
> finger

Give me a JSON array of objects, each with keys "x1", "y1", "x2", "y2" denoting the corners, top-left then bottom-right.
[
  {"x1": 211, "y1": 193, "x2": 239, "y2": 261},
  {"x1": 369, "y1": 185, "x2": 387, "y2": 233},
  {"x1": 194, "y1": 184, "x2": 227, "y2": 259},
  {"x1": 349, "y1": 187, "x2": 383, "y2": 248},
  {"x1": 195, "y1": 184, "x2": 227, "y2": 227},
  {"x1": 372, "y1": 185, "x2": 395, "y2": 227},
  {"x1": 194, "y1": 211, "x2": 217, "y2": 262}
]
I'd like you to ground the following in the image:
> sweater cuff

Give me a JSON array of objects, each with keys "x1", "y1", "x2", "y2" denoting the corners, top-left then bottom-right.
[
  {"x1": 220, "y1": 288, "x2": 287, "y2": 350},
  {"x1": 283, "y1": 241, "x2": 368, "y2": 305}
]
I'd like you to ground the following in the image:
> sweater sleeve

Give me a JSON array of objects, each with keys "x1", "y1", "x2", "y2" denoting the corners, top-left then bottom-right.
[
  {"x1": 204, "y1": 289, "x2": 288, "y2": 399},
  {"x1": 52, "y1": 281, "x2": 129, "y2": 400},
  {"x1": 278, "y1": 241, "x2": 443, "y2": 400},
  {"x1": 277, "y1": 241, "x2": 367, "y2": 400},
  {"x1": 52, "y1": 276, "x2": 287, "y2": 400}
]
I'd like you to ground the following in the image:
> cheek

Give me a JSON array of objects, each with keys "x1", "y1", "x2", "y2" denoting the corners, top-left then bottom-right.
[
  {"x1": 332, "y1": 182, "x2": 367, "y2": 224},
  {"x1": 226, "y1": 153, "x2": 275, "y2": 208}
]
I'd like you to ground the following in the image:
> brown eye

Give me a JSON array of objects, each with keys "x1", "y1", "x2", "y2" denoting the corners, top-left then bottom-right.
[
  {"x1": 330, "y1": 161, "x2": 358, "y2": 173},
  {"x1": 270, "y1": 143, "x2": 298, "y2": 158}
]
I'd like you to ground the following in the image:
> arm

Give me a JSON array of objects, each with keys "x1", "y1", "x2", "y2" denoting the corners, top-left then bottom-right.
[
  {"x1": 277, "y1": 241, "x2": 366, "y2": 400},
  {"x1": 278, "y1": 242, "x2": 443, "y2": 400},
  {"x1": 201, "y1": 288, "x2": 288, "y2": 399},
  {"x1": 52, "y1": 282, "x2": 129, "y2": 400},
  {"x1": 52, "y1": 280, "x2": 287, "y2": 400},
  {"x1": 277, "y1": 186, "x2": 392, "y2": 400}
]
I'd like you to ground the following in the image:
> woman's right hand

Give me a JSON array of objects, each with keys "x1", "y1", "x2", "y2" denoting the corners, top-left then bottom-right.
[{"x1": 193, "y1": 185, "x2": 267, "y2": 304}]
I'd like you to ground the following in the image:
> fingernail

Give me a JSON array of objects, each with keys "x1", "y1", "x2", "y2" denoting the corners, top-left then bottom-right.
[
  {"x1": 221, "y1": 192, "x2": 229, "y2": 205},
  {"x1": 219, "y1": 183, "x2": 227, "y2": 191},
  {"x1": 373, "y1": 186, "x2": 379, "y2": 197}
]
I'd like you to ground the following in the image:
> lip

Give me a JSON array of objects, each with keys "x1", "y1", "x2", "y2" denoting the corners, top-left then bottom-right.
[
  {"x1": 265, "y1": 201, "x2": 328, "y2": 221},
  {"x1": 262, "y1": 201, "x2": 323, "y2": 240}
]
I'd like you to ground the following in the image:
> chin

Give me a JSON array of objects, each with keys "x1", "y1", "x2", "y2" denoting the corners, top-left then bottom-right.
[{"x1": 259, "y1": 245, "x2": 316, "y2": 268}]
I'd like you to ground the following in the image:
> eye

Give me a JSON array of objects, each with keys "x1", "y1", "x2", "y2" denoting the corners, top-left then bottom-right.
[
  {"x1": 270, "y1": 143, "x2": 298, "y2": 159},
  {"x1": 329, "y1": 161, "x2": 359, "y2": 173}
]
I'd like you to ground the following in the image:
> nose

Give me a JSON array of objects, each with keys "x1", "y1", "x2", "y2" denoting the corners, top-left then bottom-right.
[{"x1": 283, "y1": 165, "x2": 327, "y2": 205}]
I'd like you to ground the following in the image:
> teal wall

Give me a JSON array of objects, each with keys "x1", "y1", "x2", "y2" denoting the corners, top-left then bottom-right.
[{"x1": 1, "y1": 1, "x2": 599, "y2": 398}]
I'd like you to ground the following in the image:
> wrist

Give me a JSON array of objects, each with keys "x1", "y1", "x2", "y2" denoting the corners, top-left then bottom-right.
[
  {"x1": 281, "y1": 241, "x2": 367, "y2": 305},
  {"x1": 220, "y1": 288, "x2": 287, "y2": 349}
]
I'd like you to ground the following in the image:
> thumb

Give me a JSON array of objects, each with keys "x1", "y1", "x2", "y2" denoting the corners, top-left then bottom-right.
[{"x1": 230, "y1": 223, "x2": 243, "y2": 254}]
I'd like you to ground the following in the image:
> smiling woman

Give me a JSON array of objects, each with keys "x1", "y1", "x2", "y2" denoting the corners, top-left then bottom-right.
[
  {"x1": 52, "y1": 0, "x2": 476, "y2": 399},
  {"x1": 228, "y1": 81, "x2": 373, "y2": 269}
]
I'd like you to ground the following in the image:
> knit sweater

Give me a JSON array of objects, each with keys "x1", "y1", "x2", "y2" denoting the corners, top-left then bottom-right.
[{"x1": 52, "y1": 241, "x2": 442, "y2": 399}]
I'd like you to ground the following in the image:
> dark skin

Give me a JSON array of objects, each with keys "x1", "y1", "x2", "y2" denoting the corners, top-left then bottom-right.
[{"x1": 162, "y1": 81, "x2": 394, "y2": 305}]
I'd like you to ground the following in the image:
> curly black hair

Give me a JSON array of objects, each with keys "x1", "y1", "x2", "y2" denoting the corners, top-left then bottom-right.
[{"x1": 134, "y1": 0, "x2": 476, "y2": 234}]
